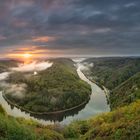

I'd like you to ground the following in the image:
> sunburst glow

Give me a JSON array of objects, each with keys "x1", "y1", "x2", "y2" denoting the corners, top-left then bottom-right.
[{"x1": 23, "y1": 53, "x2": 32, "y2": 58}]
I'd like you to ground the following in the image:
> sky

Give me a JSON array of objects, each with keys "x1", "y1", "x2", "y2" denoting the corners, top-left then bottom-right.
[{"x1": 0, "y1": 0, "x2": 140, "y2": 58}]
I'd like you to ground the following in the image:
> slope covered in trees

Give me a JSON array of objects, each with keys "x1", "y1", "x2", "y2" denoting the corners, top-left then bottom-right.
[
  {"x1": 0, "y1": 105, "x2": 64, "y2": 140},
  {"x1": 83, "y1": 57, "x2": 140, "y2": 109},
  {"x1": 84, "y1": 57, "x2": 140, "y2": 90},
  {"x1": 110, "y1": 72, "x2": 140, "y2": 109},
  {"x1": 5, "y1": 58, "x2": 91, "y2": 113},
  {"x1": 63, "y1": 100, "x2": 140, "y2": 140}
]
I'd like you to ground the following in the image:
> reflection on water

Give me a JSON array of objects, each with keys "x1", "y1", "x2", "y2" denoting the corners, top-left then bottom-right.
[
  {"x1": 30, "y1": 100, "x2": 88, "y2": 122},
  {"x1": 0, "y1": 62, "x2": 110, "y2": 125},
  {"x1": 0, "y1": 91, "x2": 54, "y2": 125}
]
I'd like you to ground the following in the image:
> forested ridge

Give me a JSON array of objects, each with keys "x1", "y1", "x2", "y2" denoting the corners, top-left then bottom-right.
[
  {"x1": 0, "y1": 60, "x2": 18, "y2": 72},
  {"x1": 83, "y1": 57, "x2": 140, "y2": 109},
  {"x1": 5, "y1": 58, "x2": 91, "y2": 113}
]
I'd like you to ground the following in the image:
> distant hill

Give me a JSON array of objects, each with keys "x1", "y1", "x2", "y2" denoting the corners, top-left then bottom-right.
[{"x1": 0, "y1": 60, "x2": 18, "y2": 72}]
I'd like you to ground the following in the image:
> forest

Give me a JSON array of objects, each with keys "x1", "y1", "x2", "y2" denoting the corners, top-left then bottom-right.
[
  {"x1": 83, "y1": 57, "x2": 140, "y2": 109},
  {"x1": 5, "y1": 58, "x2": 91, "y2": 113}
]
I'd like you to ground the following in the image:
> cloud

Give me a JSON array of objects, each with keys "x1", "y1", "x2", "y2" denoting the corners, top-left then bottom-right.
[
  {"x1": 5, "y1": 84, "x2": 27, "y2": 99},
  {"x1": 32, "y1": 36, "x2": 55, "y2": 43},
  {"x1": 93, "y1": 28, "x2": 111, "y2": 33},
  {"x1": 124, "y1": 3, "x2": 136, "y2": 8},
  {"x1": 11, "y1": 61, "x2": 53, "y2": 72},
  {"x1": 0, "y1": 72, "x2": 9, "y2": 81},
  {"x1": 0, "y1": 0, "x2": 140, "y2": 56},
  {"x1": 12, "y1": 46, "x2": 37, "y2": 53}
]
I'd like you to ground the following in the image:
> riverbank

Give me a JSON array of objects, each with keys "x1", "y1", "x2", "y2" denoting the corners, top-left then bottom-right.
[
  {"x1": 81, "y1": 69, "x2": 110, "y2": 105},
  {"x1": 3, "y1": 92, "x2": 90, "y2": 115}
]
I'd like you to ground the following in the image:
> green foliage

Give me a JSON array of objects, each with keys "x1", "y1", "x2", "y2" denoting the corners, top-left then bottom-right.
[
  {"x1": 63, "y1": 125, "x2": 79, "y2": 138},
  {"x1": 84, "y1": 57, "x2": 140, "y2": 90},
  {"x1": 0, "y1": 105, "x2": 6, "y2": 115},
  {"x1": 110, "y1": 72, "x2": 140, "y2": 109},
  {"x1": 37, "y1": 129, "x2": 64, "y2": 140},
  {"x1": 0, "y1": 114, "x2": 36, "y2": 140},
  {"x1": 114, "y1": 129, "x2": 122, "y2": 140},
  {"x1": 63, "y1": 120, "x2": 90, "y2": 139},
  {"x1": 5, "y1": 58, "x2": 91, "y2": 113},
  {"x1": 0, "y1": 106, "x2": 64, "y2": 140},
  {"x1": 63, "y1": 100, "x2": 140, "y2": 140},
  {"x1": 84, "y1": 57, "x2": 140, "y2": 109}
]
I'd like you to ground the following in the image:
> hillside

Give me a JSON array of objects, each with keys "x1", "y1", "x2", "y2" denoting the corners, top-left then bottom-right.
[
  {"x1": 4, "y1": 58, "x2": 91, "y2": 113},
  {"x1": 83, "y1": 57, "x2": 140, "y2": 90},
  {"x1": 83, "y1": 57, "x2": 140, "y2": 109},
  {"x1": 0, "y1": 105, "x2": 64, "y2": 140},
  {"x1": 63, "y1": 100, "x2": 140, "y2": 140},
  {"x1": 0, "y1": 100, "x2": 140, "y2": 140},
  {"x1": 110, "y1": 72, "x2": 140, "y2": 109}
]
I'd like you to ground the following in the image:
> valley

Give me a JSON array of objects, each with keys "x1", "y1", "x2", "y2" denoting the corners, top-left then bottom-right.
[
  {"x1": 0, "y1": 57, "x2": 140, "y2": 140},
  {"x1": 0, "y1": 58, "x2": 109, "y2": 124}
]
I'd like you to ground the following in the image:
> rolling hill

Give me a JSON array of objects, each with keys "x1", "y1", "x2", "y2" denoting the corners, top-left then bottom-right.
[{"x1": 4, "y1": 58, "x2": 91, "y2": 113}]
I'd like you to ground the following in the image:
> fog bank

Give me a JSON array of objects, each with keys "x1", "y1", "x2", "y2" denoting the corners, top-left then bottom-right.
[
  {"x1": 0, "y1": 72, "x2": 9, "y2": 81},
  {"x1": 11, "y1": 61, "x2": 53, "y2": 72}
]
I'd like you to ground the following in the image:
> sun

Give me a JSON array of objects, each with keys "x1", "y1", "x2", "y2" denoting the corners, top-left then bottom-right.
[{"x1": 23, "y1": 53, "x2": 32, "y2": 59}]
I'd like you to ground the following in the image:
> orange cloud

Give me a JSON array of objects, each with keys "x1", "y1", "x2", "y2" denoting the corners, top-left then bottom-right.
[
  {"x1": 32, "y1": 36, "x2": 55, "y2": 43},
  {"x1": 5, "y1": 44, "x2": 63, "y2": 60}
]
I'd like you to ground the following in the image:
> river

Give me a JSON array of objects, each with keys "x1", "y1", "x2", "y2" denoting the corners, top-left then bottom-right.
[{"x1": 0, "y1": 62, "x2": 110, "y2": 125}]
